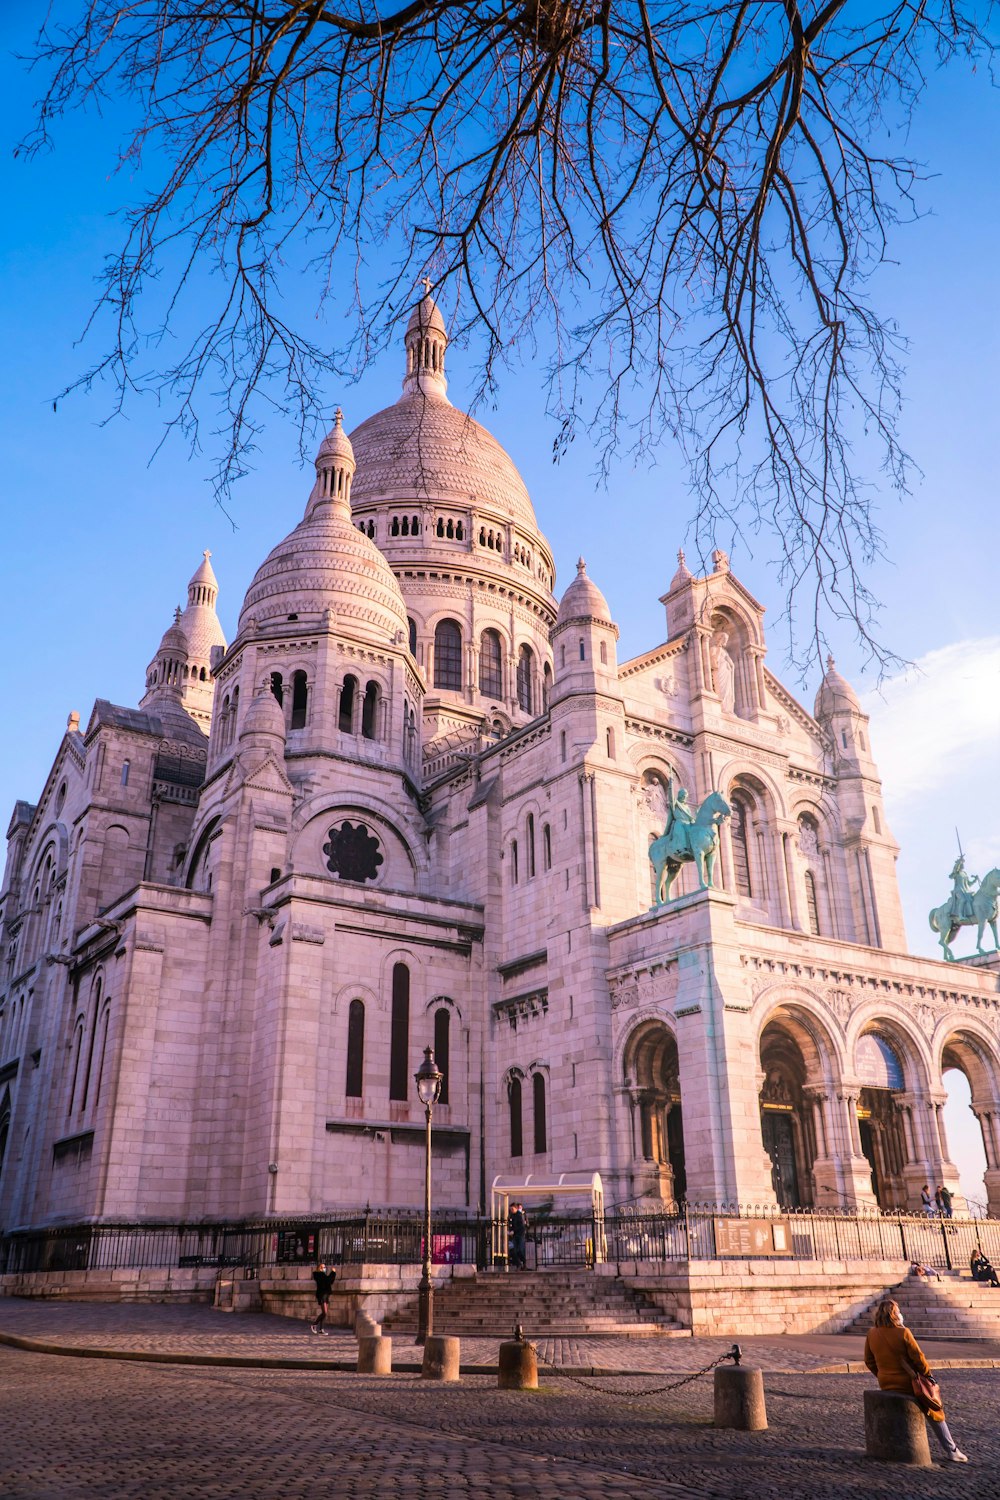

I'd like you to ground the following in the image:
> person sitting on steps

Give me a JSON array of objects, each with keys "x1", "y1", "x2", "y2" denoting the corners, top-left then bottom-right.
[{"x1": 970, "y1": 1246, "x2": 1000, "y2": 1287}]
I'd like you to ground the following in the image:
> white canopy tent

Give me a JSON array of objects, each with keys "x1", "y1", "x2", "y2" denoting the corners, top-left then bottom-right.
[{"x1": 490, "y1": 1172, "x2": 605, "y2": 1264}]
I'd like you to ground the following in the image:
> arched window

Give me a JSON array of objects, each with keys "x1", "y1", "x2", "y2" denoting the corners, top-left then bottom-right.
[
  {"x1": 479, "y1": 630, "x2": 503, "y2": 698},
  {"x1": 516, "y1": 645, "x2": 533, "y2": 713},
  {"x1": 362, "y1": 681, "x2": 379, "y2": 740},
  {"x1": 67, "y1": 1019, "x2": 85, "y2": 1118},
  {"x1": 389, "y1": 963, "x2": 410, "y2": 1101},
  {"x1": 121, "y1": 759, "x2": 130, "y2": 787},
  {"x1": 533, "y1": 1073, "x2": 547, "y2": 1154},
  {"x1": 599, "y1": 641, "x2": 608, "y2": 665},
  {"x1": 346, "y1": 999, "x2": 365, "y2": 1097},
  {"x1": 0, "y1": 1093, "x2": 9, "y2": 1179},
  {"x1": 408, "y1": 617, "x2": 418, "y2": 656},
  {"x1": 542, "y1": 824, "x2": 552, "y2": 871},
  {"x1": 804, "y1": 870, "x2": 821, "y2": 935},
  {"x1": 560, "y1": 731, "x2": 566, "y2": 763},
  {"x1": 526, "y1": 814, "x2": 536, "y2": 878},
  {"x1": 579, "y1": 640, "x2": 586, "y2": 661},
  {"x1": 434, "y1": 619, "x2": 463, "y2": 691},
  {"x1": 872, "y1": 805, "x2": 881, "y2": 835},
  {"x1": 731, "y1": 795, "x2": 754, "y2": 898},
  {"x1": 509, "y1": 1077, "x2": 523, "y2": 1158},
  {"x1": 510, "y1": 840, "x2": 519, "y2": 886},
  {"x1": 290, "y1": 671, "x2": 308, "y2": 730},
  {"x1": 606, "y1": 727, "x2": 615, "y2": 759},
  {"x1": 542, "y1": 662, "x2": 552, "y2": 708},
  {"x1": 339, "y1": 675, "x2": 357, "y2": 734},
  {"x1": 434, "y1": 1007, "x2": 451, "y2": 1106},
  {"x1": 92, "y1": 1004, "x2": 111, "y2": 1112},
  {"x1": 270, "y1": 672, "x2": 284, "y2": 705},
  {"x1": 229, "y1": 686, "x2": 239, "y2": 743}
]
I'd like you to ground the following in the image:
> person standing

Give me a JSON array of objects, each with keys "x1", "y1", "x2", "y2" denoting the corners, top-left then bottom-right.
[
  {"x1": 509, "y1": 1203, "x2": 528, "y2": 1271},
  {"x1": 864, "y1": 1300, "x2": 967, "y2": 1462},
  {"x1": 939, "y1": 1184, "x2": 954, "y2": 1219},
  {"x1": 310, "y1": 1260, "x2": 336, "y2": 1334},
  {"x1": 920, "y1": 1184, "x2": 934, "y2": 1217}
]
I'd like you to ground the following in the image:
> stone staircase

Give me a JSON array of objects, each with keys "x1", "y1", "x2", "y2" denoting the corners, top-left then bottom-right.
[
  {"x1": 381, "y1": 1269, "x2": 686, "y2": 1338},
  {"x1": 848, "y1": 1272, "x2": 1000, "y2": 1341}
]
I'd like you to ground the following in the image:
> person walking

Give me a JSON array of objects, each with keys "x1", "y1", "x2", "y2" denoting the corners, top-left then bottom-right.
[
  {"x1": 864, "y1": 1300, "x2": 967, "y2": 1462},
  {"x1": 310, "y1": 1260, "x2": 336, "y2": 1334}
]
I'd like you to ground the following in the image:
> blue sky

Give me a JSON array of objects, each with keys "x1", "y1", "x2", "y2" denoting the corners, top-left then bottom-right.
[{"x1": 1, "y1": 18, "x2": 997, "y2": 1204}]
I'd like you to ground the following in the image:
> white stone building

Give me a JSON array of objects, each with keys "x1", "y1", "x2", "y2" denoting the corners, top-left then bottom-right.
[{"x1": 2, "y1": 296, "x2": 999, "y2": 1236}]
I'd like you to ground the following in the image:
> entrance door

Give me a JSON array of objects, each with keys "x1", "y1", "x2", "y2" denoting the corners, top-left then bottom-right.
[
  {"x1": 666, "y1": 1105, "x2": 686, "y2": 1204},
  {"x1": 858, "y1": 1118, "x2": 881, "y2": 1206},
  {"x1": 761, "y1": 1110, "x2": 801, "y2": 1209}
]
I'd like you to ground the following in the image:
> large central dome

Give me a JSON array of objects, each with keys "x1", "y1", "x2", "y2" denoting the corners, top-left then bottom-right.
[{"x1": 349, "y1": 295, "x2": 538, "y2": 532}]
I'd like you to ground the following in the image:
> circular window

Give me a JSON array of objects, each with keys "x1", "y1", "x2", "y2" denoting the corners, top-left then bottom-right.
[{"x1": 323, "y1": 821, "x2": 384, "y2": 884}]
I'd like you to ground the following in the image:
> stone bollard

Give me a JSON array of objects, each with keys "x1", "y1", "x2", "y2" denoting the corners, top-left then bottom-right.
[
  {"x1": 421, "y1": 1334, "x2": 461, "y2": 1382},
  {"x1": 714, "y1": 1363, "x2": 767, "y2": 1431},
  {"x1": 357, "y1": 1335, "x2": 392, "y2": 1376},
  {"x1": 355, "y1": 1311, "x2": 382, "y2": 1339},
  {"x1": 863, "y1": 1391, "x2": 932, "y2": 1465},
  {"x1": 498, "y1": 1336, "x2": 538, "y2": 1390}
]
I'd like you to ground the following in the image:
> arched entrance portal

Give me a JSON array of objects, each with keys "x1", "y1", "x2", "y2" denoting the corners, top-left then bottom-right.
[
  {"x1": 622, "y1": 1021, "x2": 685, "y2": 1207},
  {"x1": 941, "y1": 1029, "x2": 1000, "y2": 1217},
  {"x1": 758, "y1": 1020, "x2": 820, "y2": 1209},
  {"x1": 855, "y1": 1031, "x2": 909, "y2": 1210}
]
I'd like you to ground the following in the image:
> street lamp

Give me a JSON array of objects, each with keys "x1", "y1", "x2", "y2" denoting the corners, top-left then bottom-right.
[{"x1": 415, "y1": 1045, "x2": 443, "y2": 1345}]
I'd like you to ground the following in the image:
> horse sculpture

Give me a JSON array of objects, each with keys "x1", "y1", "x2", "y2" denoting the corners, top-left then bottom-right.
[
  {"x1": 929, "y1": 867, "x2": 1000, "y2": 962},
  {"x1": 649, "y1": 790, "x2": 732, "y2": 905}
]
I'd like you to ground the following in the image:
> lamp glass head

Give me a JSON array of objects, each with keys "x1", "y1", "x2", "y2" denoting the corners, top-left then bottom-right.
[{"x1": 415, "y1": 1046, "x2": 443, "y2": 1106}]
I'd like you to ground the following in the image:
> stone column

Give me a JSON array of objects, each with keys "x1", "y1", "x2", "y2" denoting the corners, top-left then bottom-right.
[{"x1": 831, "y1": 1086, "x2": 878, "y2": 1209}]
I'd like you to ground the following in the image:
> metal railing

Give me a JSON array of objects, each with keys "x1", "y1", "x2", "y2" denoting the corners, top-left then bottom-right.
[{"x1": 3, "y1": 1205, "x2": 999, "y2": 1276}]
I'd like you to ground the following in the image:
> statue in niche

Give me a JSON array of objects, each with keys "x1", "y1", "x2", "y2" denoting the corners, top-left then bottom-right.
[{"x1": 710, "y1": 628, "x2": 737, "y2": 713}]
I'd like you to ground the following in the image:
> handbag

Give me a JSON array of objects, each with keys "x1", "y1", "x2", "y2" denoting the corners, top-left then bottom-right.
[{"x1": 902, "y1": 1356, "x2": 944, "y2": 1417}]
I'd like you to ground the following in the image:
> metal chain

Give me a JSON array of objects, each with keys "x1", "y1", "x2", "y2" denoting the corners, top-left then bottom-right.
[{"x1": 531, "y1": 1344, "x2": 734, "y2": 1404}]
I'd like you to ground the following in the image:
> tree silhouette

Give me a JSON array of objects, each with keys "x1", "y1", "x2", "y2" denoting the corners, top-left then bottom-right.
[{"x1": 22, "y1": 2, "x2": 996, "y2": 669}]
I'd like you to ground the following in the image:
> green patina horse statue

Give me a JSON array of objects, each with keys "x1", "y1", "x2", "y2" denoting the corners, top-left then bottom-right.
[
  {"x1": 929, "y1": 867, "x2": 1000, "y2": 962},
  {"x1": 649, "y1": 790, "x2": 731, "y2": 905}
]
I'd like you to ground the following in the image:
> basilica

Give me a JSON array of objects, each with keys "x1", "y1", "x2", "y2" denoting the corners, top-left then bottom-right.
[{"x1": 2, "y1": 294, "x2": 999, "y2": 1239}]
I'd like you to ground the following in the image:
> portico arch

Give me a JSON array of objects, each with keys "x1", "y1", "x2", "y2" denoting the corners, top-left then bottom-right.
[
  {"x1": 849, "y1": 1013, "x2": 932, "y2": 1212},
  {"x1": 621, "y1": 1018, "x2": 684, "y2": 1206},
  {"x1": 757, "y1": 1002, "x2": 839, "y2": 1210},
  {"x1": 938, "y1": 1025, "x2": 1000, "y2": 1216}
]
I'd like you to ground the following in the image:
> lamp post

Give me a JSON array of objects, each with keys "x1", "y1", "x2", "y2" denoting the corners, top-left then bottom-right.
[{"x1": 415, "y1": 1045, "x2": 443, "y2": 1345}]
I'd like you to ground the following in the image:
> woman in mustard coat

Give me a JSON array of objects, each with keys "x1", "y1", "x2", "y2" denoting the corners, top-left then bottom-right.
[{"x1": 863, "y1": 1300, "x2": 968, "y2": 1462}]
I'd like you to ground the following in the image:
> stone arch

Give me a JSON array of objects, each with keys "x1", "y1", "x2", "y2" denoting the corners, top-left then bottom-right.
[
  {"x1": 620, "y1": 1016, "x2": 684, "y2": 1206},
  {"x1": 935, "y1": 1020, "x2": 1000, "y2": 1214},
  {"x1": 292, "y1": 793, "x2": 425, "y2": 887},
  {"x1": 754, "y1": 993, "x2": 843, "y2": 1210},
  {"x1": 848, "y1": 1007, "x2": 933, "y2": 1211},
  {"x1": 332, "y1": 981, "x2": 381, "y2": 1016}
]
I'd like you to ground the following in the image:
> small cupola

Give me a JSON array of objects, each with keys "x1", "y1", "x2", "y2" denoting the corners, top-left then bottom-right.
[
  {"x1": 308, "y1": 408, "x2": 356, "y2": 518},
  {"x1": 402, "y1": 287, "x2": 449, "y2": 401},
  {"x1": 551, "y1": 558, "x2": 619, "y2": 701}
]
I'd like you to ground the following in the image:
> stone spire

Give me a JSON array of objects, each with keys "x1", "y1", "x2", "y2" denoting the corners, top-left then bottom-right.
[
  {"x1": 186, "y1": 550, "x2": 219, "y2": 610},
  {"x1": 402, "y1": 287, "x2": 449, "y2": 400}
]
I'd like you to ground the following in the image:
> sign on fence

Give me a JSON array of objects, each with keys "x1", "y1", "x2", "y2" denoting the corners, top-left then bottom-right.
[
  {"x1": 422, "y1": 1234, "x2": 463, "y2": 1265},
  {"x1": 713, "y1": 1216, "x2": 793, "y2": 1257}
]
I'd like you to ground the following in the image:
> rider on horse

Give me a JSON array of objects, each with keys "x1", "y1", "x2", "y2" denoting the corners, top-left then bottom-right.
[
  {"x1": 949, "y1": 856, "x2": 980, "y2": 926},
  {"x1": 660, "y1": 780, "x2": 696, "y2": 861}
]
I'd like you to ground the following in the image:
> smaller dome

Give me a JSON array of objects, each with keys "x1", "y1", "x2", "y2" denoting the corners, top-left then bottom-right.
[
  {"x1": 240, "y1": 684, "x2": 287, "y2": 743},
  {"x1": 406, "y1": 294, "x2": 447, "y2": 339},
  {"x1": 157, "y1": 611, "x2": 189, "y2": 657},
  {"x1": 668, "y1": 548, "x2": 693, "y2": 592},
  {"x1": 556, "y1": 558, "x2": 613, "y2": 628},
  {"x1": 814, "y1": 654, "x2": 862, "y2": 720},
  {"x1": 316, "y1": 407, "x2": 355, "y2": 468}
]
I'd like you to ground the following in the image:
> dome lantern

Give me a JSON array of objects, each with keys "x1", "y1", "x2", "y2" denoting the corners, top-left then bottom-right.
[
  {"x1": 309, "y1": 407, "x2": 356, "y2": 519},
  {"x1": 402, "y1": 285, "x2": 448, "y2": 401}
]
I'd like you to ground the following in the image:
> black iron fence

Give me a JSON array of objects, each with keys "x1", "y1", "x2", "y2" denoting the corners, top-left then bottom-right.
[{"x1": 3, "y1": 1205, "x2": 999, "y2": 1277}]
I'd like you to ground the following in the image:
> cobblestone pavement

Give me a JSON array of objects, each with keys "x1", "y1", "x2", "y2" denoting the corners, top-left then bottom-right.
[
  {"x1": 1, "y1": 1343, "x2": 997, "y2": 1500},
  {"x1": 4, "y1": 1299, "x2": 1000, "y2": 1374}
]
